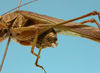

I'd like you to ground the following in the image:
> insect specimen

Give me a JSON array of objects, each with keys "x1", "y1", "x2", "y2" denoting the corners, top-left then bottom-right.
[{"x1": 0, "y1": 0, "x2": 100, "y2": 73}]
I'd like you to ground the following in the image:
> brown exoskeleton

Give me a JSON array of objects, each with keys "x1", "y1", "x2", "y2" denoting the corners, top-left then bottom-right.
[{"x1": 0, "y1": 0, "x2": 100, "y2": 73}]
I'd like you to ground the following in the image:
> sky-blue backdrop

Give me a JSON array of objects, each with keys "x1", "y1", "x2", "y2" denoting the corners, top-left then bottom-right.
[{"x1": 0, "y1": 0, "x2": 100, "y2": 73}]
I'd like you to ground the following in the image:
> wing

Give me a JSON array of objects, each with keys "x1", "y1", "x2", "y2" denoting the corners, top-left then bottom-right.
[{"x1": 54, "y1": 24, "x2": 100, "y2": 43}]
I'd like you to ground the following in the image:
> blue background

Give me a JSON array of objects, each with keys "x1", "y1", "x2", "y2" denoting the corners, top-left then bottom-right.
[{"x1": 0, "y1": 0, "x2": 100, "y2": 73}]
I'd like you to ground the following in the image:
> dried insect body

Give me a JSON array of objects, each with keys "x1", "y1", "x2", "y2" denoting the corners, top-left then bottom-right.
[
  {"x1": 10, "y1": 11, "x2": 100, "y2": 43},
  {"x1": 0, "y1": 9, "x2": 100, "y2": 73},
  {"x1": 0, "y1": 0, "x2": 100, "y2": 73},
  {"x1": 1, "y1": 10, "x2": 100, "y2": 73}
]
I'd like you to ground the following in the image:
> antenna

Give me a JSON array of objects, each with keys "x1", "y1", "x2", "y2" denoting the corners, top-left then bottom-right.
[
  {"x1": 2, "y1": 0, "x2": 37, "y2": 15},
  {"x1": 0, "y1": 36, "x2": 11, "y2": 72},
  {"x1": 17, "y1": 0, "x2": 22, "y2": 10}
]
